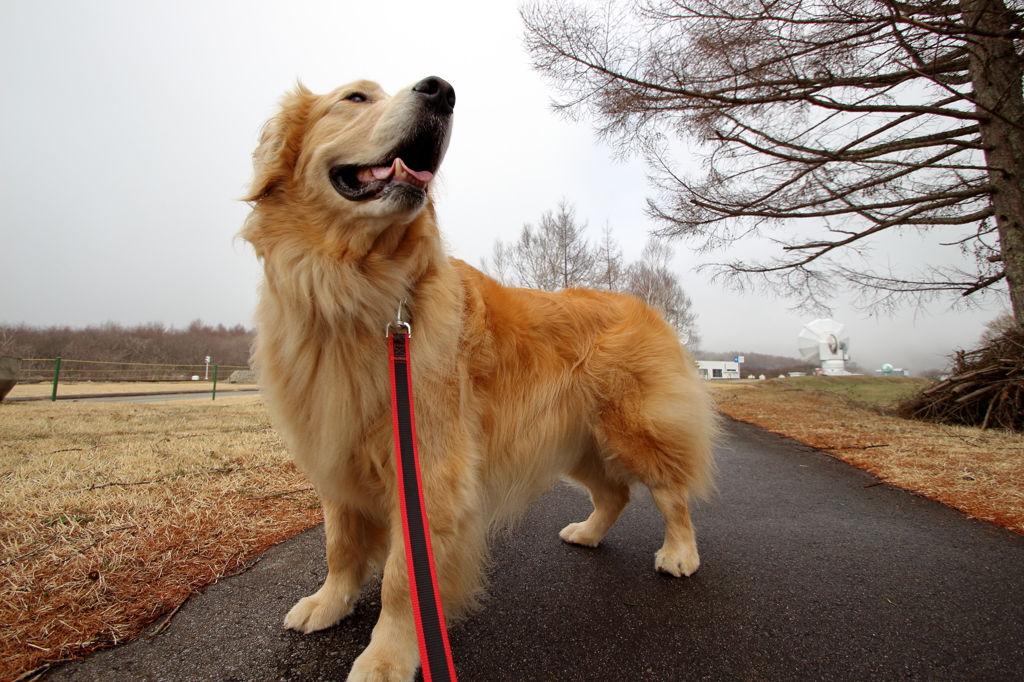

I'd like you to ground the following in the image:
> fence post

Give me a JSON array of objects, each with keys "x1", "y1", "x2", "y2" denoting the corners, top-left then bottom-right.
[
  {"x1": 51, "y1": 357, "x2": 62, "y2": 402},
  {"x1": 212, "y1": 364, "x2": 219, "y2": 401}
]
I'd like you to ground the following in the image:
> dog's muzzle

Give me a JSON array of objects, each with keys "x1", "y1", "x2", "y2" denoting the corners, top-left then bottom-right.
[{"x1": 329, "y1": 77, "x2": 455, "y2": 204}]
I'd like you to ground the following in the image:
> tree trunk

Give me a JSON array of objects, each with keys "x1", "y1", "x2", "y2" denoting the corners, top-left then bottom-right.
[{"x1": 963, "y1": 0, "x2": 1024, "y2": 327}]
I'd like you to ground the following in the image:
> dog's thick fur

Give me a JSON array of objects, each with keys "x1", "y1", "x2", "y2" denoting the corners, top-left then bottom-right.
[{"x1": 241, "y1": 77, "x2": 717, "y2": 682}]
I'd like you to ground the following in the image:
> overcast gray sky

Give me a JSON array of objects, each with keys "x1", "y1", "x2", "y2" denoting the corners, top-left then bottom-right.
[{"x1": 0, "y1": 0, "x2": 1009, "y2": 374}]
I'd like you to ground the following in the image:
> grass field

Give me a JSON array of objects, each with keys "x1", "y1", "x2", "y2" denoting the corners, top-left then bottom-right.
[
  {"x1": 1, "y1": 377, "x2": 1022, "y2": 681},
  {"x1": 769, "y1": 375, "x2": 930, "y2": 405},
  {"x1": 0, "y1": 395, "x2": 319, "y2": 681}
]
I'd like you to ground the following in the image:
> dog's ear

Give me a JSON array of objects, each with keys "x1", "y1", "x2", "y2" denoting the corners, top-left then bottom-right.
[{"x1": 244, "y1": 82, "x2": 316, "y2": 203}]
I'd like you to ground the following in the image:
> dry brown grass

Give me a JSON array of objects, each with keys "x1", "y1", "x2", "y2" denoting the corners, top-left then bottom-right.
[
  {"x1": 0, "y1": 396, "x2": 321, "y2": 681},
  {"x1": 712, "y1": 380, "x2": 1024, "y2": 535}
]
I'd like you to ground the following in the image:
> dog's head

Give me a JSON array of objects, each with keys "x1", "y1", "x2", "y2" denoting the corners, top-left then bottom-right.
[{"x1": 246, "y1": 77, "x2": 455, "y2": 227}]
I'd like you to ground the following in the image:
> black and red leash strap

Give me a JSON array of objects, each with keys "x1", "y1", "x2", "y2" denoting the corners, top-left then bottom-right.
[{"x1": 388, "y1": 316, "x2": 458, "y2": 682}]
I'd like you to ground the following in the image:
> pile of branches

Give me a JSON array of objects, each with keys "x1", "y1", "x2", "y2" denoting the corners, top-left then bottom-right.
[{"x1": 897, "y1": 327, "x2": 1024, "y2": 432}]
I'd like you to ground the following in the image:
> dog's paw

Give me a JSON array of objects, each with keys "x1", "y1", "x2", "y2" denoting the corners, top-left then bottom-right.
[
  {"x1": 559, "y1": 521, "x2": 602, "y2": 547},
  {"x1": 654, "y1": 545, "x2": 700, "y2": 577},
  {"x1": 346, "y1": 647, "x2": 417, "y2": 682},
  {"x1": 284, "y1": 592, "x2": 355, "y2": 634}
]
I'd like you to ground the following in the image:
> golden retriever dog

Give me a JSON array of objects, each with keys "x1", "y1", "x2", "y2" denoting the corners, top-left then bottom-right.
[{"x1": 241, "y1": 76, "x2": 717, "y2": 682}]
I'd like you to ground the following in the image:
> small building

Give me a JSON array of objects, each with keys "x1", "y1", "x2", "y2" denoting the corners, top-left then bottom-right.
[
  {"x1": 696, "y1": 360, "x2": 741, "y2": 380},
  {"x1": 875, "y1": 364, "x2": 909, "y2": 377}
]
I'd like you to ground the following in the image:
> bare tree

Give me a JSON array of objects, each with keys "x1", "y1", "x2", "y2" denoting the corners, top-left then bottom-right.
[
  {"x1": 485, "y1": 202, "x2": 701, "y2": 345},
  {"x1": 486, "y1": 240, "x2": 514, "y2": 286},
  {"x1": 496, "y1": 199, "x2": 597, "y2": 290},
  {"x1": 592, "y1": 223, "x2": 627, "y2": 290},
  {"x1": 522, "y1": 0, "x2": 1024, "y2": 327},
  {"x1": 980, "y1": 310, "x2": 1019, "y2": 341},
  {"x1": 513, "y1": 223, "x2": 561, "y2": 291},
  {"x1": 0, "y1": 327, "x2": 29, "y2": 359},
  {"x1": 625, "y1": 238, "x2": 703, "y2": 348}
]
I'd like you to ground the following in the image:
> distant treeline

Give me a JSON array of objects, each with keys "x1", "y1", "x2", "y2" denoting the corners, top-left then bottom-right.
[
  {"x1": 1, "y1": 322, "x2": 840, "y2": 380},
  {"x1": 695, "y1": 351, "x2": 821, "y2": 379},
  {"x1": 0, "y1": 321, "x2": 253, "y2": 368}
]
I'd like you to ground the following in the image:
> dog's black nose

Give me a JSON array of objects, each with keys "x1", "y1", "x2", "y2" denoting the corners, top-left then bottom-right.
[{"x1": 413, "y1": 76, "x2": 455, "y2": 114}]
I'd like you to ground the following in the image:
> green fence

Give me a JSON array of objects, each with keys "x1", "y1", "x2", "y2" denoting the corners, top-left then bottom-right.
[{"x1": 19, "y1": 358, "x2": 250, "y2": 401}]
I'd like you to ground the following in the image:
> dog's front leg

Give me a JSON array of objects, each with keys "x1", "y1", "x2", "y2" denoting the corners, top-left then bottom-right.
[
  {"x1": 285, "y1": 498, "x2": 386, "y2": 633},
  {"x1": 346, "y1": 524, "x2": 420, "y2": 682}
]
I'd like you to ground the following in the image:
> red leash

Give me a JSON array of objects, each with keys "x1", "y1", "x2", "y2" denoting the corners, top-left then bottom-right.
[{"x1": 388, "y1": 312, "x2": 458, "y2": 682}]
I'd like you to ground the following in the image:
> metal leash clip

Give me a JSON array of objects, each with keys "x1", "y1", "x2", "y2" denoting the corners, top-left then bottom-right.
[{"x1": 386, "y1": 299, "x2": 412, "y2": 337}]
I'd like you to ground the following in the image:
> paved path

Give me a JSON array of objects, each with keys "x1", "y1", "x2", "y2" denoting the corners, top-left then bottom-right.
[
  {"x1": 46, "y1": 419, "x2": 1024, "y2": 681},
  {"x1": 6, "y1": 389, "x2": 260, "y2": 404},
  {"x1": 74, "y1": 390, "x2": 261, "y2": 403}
]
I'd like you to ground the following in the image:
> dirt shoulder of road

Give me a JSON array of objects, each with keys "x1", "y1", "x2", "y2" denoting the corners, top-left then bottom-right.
[{"x1": 710, "y1": 379, "x2": 1024, "y2": 536}]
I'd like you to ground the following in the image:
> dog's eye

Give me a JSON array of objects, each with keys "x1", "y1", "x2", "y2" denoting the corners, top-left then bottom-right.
[{"x1": 345, "y1": 93, "x2": 367, "y2": 103}]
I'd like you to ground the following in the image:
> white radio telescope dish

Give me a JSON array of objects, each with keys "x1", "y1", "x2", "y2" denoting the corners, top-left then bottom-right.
[{"x1": 798, "y1": 319, "x2": 852, "y2": 375}]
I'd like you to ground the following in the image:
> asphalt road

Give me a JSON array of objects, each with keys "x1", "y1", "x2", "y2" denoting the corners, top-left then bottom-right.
[
  {"x1": 75, "y1": 390, "x2": 261, "y2": 403},
  {"x1": 5, "y1": 389, "x2": 261, "y2": 404},
  {"x1": 46, "y1": 419, "x2": 1024, "y2": 682}
]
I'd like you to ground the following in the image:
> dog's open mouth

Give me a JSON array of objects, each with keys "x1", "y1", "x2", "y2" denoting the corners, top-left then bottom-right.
[{"x1": 329, "y1": 132, "x2": 445, "y2": 202}]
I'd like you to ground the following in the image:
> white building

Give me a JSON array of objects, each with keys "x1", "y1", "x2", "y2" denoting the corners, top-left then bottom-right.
[{"x1": 696, "y1": 360, "x2": 741, "y2": 380}]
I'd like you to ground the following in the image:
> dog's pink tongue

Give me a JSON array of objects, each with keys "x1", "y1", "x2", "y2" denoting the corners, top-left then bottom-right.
[{"x1": 355, "y1": 159, "x2": 433, "y2": 186}]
